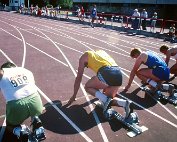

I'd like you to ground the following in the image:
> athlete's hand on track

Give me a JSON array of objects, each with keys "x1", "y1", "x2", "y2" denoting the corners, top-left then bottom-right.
[
  {"x1": 66, "y1": 95, "x2": 76, "y2": 106},
  {"x1": 124, "y1": 84, "x2": 130, "y2": 92}
]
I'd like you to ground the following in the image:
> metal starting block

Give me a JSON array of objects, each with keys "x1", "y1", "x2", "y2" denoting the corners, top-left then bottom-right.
[
  {"x1": 17, "y1": 125, "x2": 46, "y2": 142},
  {"x1": 94, "y1": 100, "x2": 148, "y2": 137},
  {"x1": 140, "y1": 85, "x2": 177, "y2": 106}
]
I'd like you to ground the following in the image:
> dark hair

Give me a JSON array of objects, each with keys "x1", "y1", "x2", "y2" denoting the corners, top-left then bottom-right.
[
  {"x1": 160, "y1": 45, "x2": 169, "y2": 52},
  {"x1": 130, "y1": 48, "x2": 141, "y2": 57},
  {"x1": 1, "y1": 61, "x2": 16, "y2": 69}
]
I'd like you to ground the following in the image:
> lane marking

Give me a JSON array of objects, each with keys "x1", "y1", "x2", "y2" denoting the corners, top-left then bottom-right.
[{"x1": 0, "y1": 27, "x2": 68, "y2": 67}]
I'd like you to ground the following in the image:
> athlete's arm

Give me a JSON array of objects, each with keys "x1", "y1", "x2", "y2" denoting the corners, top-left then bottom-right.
[
  {"x1": 67, "y1": 53, "x2": 88, "y2": 105},
  {"x1": 0, "y1": 70, "x2": 3, "y2": 80},
  {"x1": 165, "y1": 50, "x2": 171, "y2": 66},
  {"x1": 125, "y1": 53, "x2": 146, "y2": 91}
]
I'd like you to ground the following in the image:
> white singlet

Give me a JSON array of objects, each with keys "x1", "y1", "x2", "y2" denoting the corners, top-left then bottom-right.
[{"x1": 0, "y1": 67, "x2": 38, "y2": 102}]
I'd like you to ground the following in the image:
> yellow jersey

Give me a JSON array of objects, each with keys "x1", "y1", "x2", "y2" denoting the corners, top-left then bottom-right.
[{"x1": 86, "y1": 50, "x2": 118, "y2": 73}]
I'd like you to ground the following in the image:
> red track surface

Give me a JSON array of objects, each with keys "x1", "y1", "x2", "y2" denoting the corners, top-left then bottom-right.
[{"x1": 0, "y1": 11, "x2": 177, "y2": 142}]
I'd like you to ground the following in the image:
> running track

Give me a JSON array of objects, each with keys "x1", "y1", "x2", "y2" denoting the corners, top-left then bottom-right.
[{"x1": 0, "y1": 11, "x2": 177, "y2": 142}]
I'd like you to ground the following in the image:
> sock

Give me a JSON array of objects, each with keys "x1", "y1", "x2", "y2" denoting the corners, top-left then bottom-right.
[
  {"x1": 114, "y1": 98, "x2": 127, "y2": 107},
  {"x1": 95, "y1": 91, "x2": 108, "y2": 103},
  {"x1": 13, "y1": 126, "x2": 21, "y2": 137},
  {"x1": 161, "y1": 84, "x2": 169, "y2": 91},
  {"x1": 147, "y1": 79, "x2": 157, "y2": 88}
]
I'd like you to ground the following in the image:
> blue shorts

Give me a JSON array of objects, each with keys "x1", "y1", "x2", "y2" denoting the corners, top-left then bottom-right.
[
  {"x1": 97, "y1": 66, "x2": 122, "y2": 86},
  {"x1": 152, "y1": 67, "x2": 170, "y2": 81}
]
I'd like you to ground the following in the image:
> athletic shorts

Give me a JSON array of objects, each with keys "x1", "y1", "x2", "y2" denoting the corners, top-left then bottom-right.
[
  {"x1": 6, "y1": 92, "x2": 44, "y2": 125},
  {"x1": 97, "y1": 66, "x2": 122, "y2": 86},
  {"x1": 152, "y1": 66, "x2": 170, "y2": 81}
]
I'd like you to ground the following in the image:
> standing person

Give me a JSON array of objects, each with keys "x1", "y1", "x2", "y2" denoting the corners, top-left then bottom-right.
[
  {"x1": 160, "y1": 45, "x2": 177, "y2": 80},
  {"x1": 90, "y1": 4, "x2": 97, "y2": 28},
  {"x1": 76, "y1": 6, "x2": 81, "y2": 21},
  {"x1": 81, "y1": 6, "x2": 85, "y2": 21},
  {"x1": 0, "y1": 62, "x2": 46, "y2": 142},
  {"x1": 150, "y1": 12, "x2": 157, "y2": 33},
  {"x1": 30, "y1": 4, "x2": 34, "y2": 15},
  {"x1": 132, "y1": 9, "x2": 140, "y2": 30},
  {"x1": 56, "y1": 5, "x2": 60, "y2": 15},
  {"x1": 124, "y1": 48, "x2": 172, "y2": 93},
  {"x1": 140, "y1": 9, "x2": 148, "y2": 30},
  {"x1": 67, "y1": 50, "x2": 133, "y2": 119}
]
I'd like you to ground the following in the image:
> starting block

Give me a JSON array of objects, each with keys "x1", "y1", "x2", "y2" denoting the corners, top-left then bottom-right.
[
  {"x1": 140, "y1": 85, "x2": 177, "y2": 107},
  {"x1": 94, "y1": 101, "x2": 148, "y2": 137},
  {"x1": 16, "y1": 124, "x2": 46, "y2": 142}
]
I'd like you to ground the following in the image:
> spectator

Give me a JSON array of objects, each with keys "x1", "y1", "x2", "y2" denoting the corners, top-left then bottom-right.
[
  {"x1": 56, "y1": 5, "x2": 60, "y2": 15},
  {"x1": 140, "y1": 9, "x2": 148, "y2": 30},
  {"x1": 150, "y1": 12, "x2": 158, "y2": 33},
  {"x1": 76, "y1": 6, "x2": 81, "y2": 21},
  {"x1": 37, "y1": 8, "x2": 42, "y2": 16},
  {"x1": 132, "y1": 9, "x2": 140, "y2": 30},
  {"x1": 164, "y1": 23, "x2": 176, "y2": 42},
  {"x1": 90, "y1": 4, "x2": 97, "y2": 28},
  {"x1": 81, "y1": 6, "x2": 85, "y2": 21},
  {"x1": 30, "y1": 4, "x2": 34, "y2": 15}
]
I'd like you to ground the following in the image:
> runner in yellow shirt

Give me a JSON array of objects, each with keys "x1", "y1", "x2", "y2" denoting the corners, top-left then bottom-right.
[{"x1": 67, "y1": 50, "x2": 133, "y2": 118}]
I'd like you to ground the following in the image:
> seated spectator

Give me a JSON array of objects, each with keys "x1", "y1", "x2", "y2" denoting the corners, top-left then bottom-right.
[
  {"x1": 164, "y1": 23, "x2": 176, "y2": 42},
  {"x1": 37, "y1": 8, "x2": 42, "y2": 16}
]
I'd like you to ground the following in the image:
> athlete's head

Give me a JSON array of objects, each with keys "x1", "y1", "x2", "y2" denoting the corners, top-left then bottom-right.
[
  {"x1": 130, "y1": 48, "x2": 141, "y2": 58},
  {"x1": 1, "y1": 61, "x2": 16, "y2": 69},
  {"x1": 160, "y1": 45, "x2": 169, "y2": 54}
]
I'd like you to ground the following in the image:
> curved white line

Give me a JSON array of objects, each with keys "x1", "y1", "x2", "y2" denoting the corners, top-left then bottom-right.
[
  {"x1": 0, "y1": 27, "x2": 68, "y2": 67},
  {"x1": 0, "y1": 20, "x2": 26, "y2": 67},
  {"x1": 14, "y1": 27, "x2": 26, "y2": 67}
]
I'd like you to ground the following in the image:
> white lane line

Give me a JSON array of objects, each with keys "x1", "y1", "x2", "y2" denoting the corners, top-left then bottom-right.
[
  {"x1": 0, "y1": 20, "x2": 26, "y2": 67},
  {"x1": 0, "y1": 27, "x2": 68, "y2": 67},
  {"x1": 15, "y1": 27, "x2": 26, "y2": 68},
  {"x1": 37, "y1": 88, "x2": 93, "y2": 142},
  {"x1": 0, "y1": 115, "x2": 6, "y2": 119},
  {"x1": 0, "y1": 21, "x2": 27, "y2": 142},
  {"x1": 34, "y1": 28, "x2": 109, "y2": 142}
]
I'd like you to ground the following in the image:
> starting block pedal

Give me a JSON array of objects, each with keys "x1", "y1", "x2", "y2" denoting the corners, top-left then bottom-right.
[
  {"x1": 127, "y1": 125, "x2": 148, "y2": 137},
  {"x1": 94, "y1": 100, "x2": 148, "y2": 137},
  {"x1": 140, "y1": 85, "x2": 177, "y2": 107}
]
